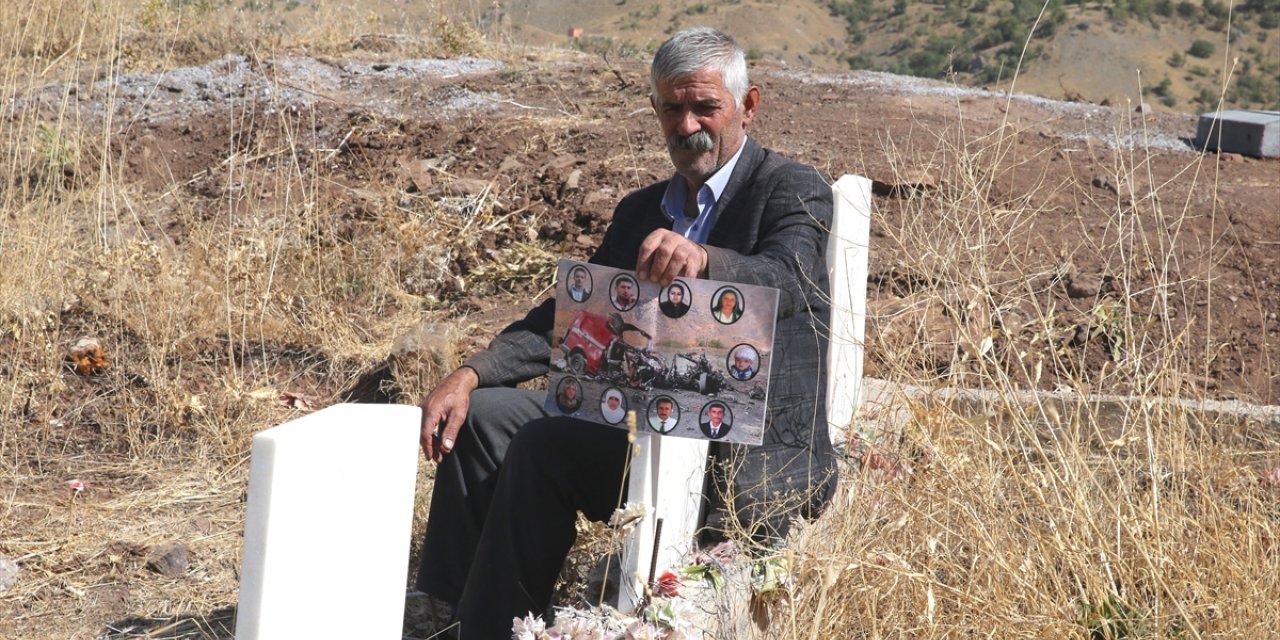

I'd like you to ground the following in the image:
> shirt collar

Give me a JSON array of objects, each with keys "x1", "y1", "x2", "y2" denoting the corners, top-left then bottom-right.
[{"x1": 660, "y1": 137, "x2": 748, "y2": 238}]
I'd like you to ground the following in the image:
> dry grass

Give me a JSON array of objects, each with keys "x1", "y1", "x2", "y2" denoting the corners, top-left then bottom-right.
[
  {"x1": 2, "y1": 2, "x2": 1277, "y2": 639},
  {"x1": 766, "y1": 85, "x2": 1280, "y2": 638},
  {"x1": 0, "y1": 2, "x2": 490, "y2": 637}
]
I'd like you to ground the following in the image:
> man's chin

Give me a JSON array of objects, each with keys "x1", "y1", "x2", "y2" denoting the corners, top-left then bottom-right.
[{"x1": 670, "y1": 153, "x2": 714, "y2": 182}]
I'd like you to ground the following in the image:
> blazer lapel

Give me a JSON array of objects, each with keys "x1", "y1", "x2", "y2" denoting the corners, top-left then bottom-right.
[{"x1": 707, "y1": 137, "x2": 764, "y2": 248}]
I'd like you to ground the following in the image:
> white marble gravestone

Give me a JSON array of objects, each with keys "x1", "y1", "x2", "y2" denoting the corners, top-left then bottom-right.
[{"x1": 236, "y1": 403, "x2": 421, "y2": 640}]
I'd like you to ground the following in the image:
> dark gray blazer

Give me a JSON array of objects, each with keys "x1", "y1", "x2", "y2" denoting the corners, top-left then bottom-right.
[{"x1": 465, "y1": 137, "x2": 837, "y2": 542}]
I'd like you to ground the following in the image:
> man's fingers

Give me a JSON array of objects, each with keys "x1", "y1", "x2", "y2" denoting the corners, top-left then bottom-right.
[
  {"x1": 647, "y1": 247, "x2": 674, "y2": 284},
  {"x1": 419, "y1": 404, "x2": 444, "y2": 460},
  {"x1": 635, "y1": 232, "x2": 664, "y2": 281},
  {"x1": 438, "y1": 409, "x2": 467, "y2": 456},
  {"x1": 637, "y1": 229, "x2": 703, "y2": 285}
]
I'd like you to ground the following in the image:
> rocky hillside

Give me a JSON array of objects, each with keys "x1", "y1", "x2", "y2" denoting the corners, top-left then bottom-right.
[{"x1": 424, "y1": 0, "x2": 1279, "y2": 112}]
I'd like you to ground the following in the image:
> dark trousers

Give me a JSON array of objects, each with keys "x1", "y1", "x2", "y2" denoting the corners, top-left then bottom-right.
[{"x1": 415, "y1": 388, "x2": 630, "y2": 639}]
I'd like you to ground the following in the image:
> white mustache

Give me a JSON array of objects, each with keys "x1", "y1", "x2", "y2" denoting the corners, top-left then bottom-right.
[{"x1": 668, "y1": 130, "x2": 713, "y2": 152}]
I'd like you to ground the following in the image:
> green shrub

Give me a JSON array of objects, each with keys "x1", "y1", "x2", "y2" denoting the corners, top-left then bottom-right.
[{"x1": 1188, "y1": 39, "x2": 1214, "y2": 58}]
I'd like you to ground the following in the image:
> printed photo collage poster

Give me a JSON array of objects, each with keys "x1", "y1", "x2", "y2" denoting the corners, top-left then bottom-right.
[{"x1": 544, "y1": 259, "x2": 779, "y2": 446}]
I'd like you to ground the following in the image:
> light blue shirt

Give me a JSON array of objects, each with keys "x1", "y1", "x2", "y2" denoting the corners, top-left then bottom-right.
[{"x1": 660, "y1": 138, "x2": 748, "y2": 244}]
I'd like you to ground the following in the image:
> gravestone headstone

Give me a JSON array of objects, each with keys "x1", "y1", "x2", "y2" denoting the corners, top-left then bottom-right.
[{"x1": 236, "y1": 403, "x2": 420, "y2": 640}]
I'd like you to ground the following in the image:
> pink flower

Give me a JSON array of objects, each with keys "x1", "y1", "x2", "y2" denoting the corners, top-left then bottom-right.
[
  {"x1": 1260, "y1": 467, "x2": 1280, "y2": 487},
  {"x1": 654, "y1": 570, "x2": 680, "y2": 598},
  {"x1": 67, "y1": 479, "x2": 85, "y2": 495}
]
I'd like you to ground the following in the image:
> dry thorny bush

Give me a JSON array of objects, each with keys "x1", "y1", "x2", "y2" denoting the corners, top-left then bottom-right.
[{"x1": 2, "y1": 2, "x2": 1278, "y2": 639}]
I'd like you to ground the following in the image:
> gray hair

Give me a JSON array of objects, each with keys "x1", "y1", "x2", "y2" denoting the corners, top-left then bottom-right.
[{"x1": 650, "y1": 27, "x2": 749, "y2": 107}]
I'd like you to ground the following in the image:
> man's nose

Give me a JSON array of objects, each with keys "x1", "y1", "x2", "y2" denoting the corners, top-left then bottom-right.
[{"x1": 675, "y1": 110, "x2": 700, "y2": 136}]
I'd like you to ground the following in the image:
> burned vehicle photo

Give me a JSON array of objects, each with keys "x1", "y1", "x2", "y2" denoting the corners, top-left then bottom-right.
[{"x1": 559, "y1": 310, "x2": 731, "y2": 395}]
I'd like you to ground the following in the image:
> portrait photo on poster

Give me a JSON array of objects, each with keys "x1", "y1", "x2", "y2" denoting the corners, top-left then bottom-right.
[
  {"x1": 647, "y1": 395, "x2": 680, "y2": 434},
  {"x1": 659, "y1": 280, "x2": 692, "y2": 319},
  {"x1": 610, "y1": 273, "x2": 639, "y2": 312},
  {"x1": 727, "y1": 343, "x2": 760, "y2": 381},
  {"x1": 711, "y1": 286, "x2": 744, "y2": 324},
  {"x1": 554, "y1": 376, "x2": 583, "y2": 414},
  {"x1": 699, "y1": 401, "x2": 733, "y2": 440},
  {"x1": 566, "y1": 264, "x2": 593, "y2": 303},
  {"x1": 600, "y1": 387, "x2": 627, "y2": 425}
]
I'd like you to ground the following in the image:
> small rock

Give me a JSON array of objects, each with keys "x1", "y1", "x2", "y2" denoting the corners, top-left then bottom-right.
[
  {"x1": 1135, "y1": 103, "x2": 1153, "y2": 114},
  {"x1": 0, "y1": 555, "x2": 19, "y2": 593},
  {"x1": 498, "y1": 156, "x2": 524, "y2": 174},
  {"x1": 147, "y1": 543, "x2": 190, "y2": 577},
  {"x1": 563, "y1": 169, "x2": 582, "y2": 192},
  {"x1": 348, "y1": 187, "x2": 382, "y2": 204},
  {"x1": 399, "y1": 158, "x2": 435, "y2": 193},
  {"x1": 584, "y1": 189, "x2": 614, "y2": 207},
  {"x1": 871, "y1": 169, "x2": 939, "y2": 197},
  {"x1": 1066, "y1": 274, "x2": 1101, "y2": 299},
  {"x1": 192, "y1": 516, "x2": 215, "y2": 535},
  {"x1": 543, "y1": 154, "x2": 580, "y2": 171},
  {"x1": 443, "y1": 178, "x2": 491, "y2": 197},
  {"x1": 1090, "y1": 175, "x2": 1117, "y2": 194},
  {"x1": 1068, "y1": 324, "x2": 1091, "y2": 348},
  {"x1": 391, "y1": 323, "x2": 460, "y2": 369}
]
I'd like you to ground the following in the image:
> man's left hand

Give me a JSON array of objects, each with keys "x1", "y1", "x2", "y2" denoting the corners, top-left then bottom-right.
[{"x1": 636, "y1": 229, "x2": 707, "y2": 286}]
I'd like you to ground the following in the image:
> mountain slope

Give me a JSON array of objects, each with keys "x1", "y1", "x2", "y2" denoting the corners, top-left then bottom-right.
[{"x1": 436, "y1": 0, "x2": 1278, "y2": 112}]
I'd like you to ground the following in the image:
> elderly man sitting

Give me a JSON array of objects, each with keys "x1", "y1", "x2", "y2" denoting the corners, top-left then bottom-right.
[{"x1": 413, "y1": 26, "x2": 837, "y2": 637}]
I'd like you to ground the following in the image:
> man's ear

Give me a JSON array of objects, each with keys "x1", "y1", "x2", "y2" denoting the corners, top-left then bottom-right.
[
  {"x1": 740, "y1": 85, "x2": 760, "y2": 126},
  {"x1": 649, "y1": 93, "x2": 657, "y2": 114}
]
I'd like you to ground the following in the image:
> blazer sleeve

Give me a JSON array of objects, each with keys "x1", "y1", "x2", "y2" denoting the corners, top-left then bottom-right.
[
  {"x1": 461, "y1": 297, "x2": 556, "y2": 388},
  {"x1": 460, "y1": 181, "x2": 669, "y2": 388}
]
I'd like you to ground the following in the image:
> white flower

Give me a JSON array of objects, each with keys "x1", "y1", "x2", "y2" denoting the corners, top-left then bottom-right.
[
  {"x1": 624, "y1": 620, "x2": 658, "y2": 640},
  {"x1": 512, "y1": 612, "x2": 546, "y2": 640},
  {"x1": 608, "y1": 502, "x2": 647, "y2": 530}
]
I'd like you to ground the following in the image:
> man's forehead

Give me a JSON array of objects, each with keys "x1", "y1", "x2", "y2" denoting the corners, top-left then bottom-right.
[{"x1": 655, "y1": 69, "x2": 729, "y2": 99}]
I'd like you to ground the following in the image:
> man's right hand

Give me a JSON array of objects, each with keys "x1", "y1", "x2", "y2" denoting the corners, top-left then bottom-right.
[
  {"x1": 419, "y1": 366, "x2": 480, "y2": 463},
  {"x1": 635, "y1": 228, "x2": 708, "y2": 286}
]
